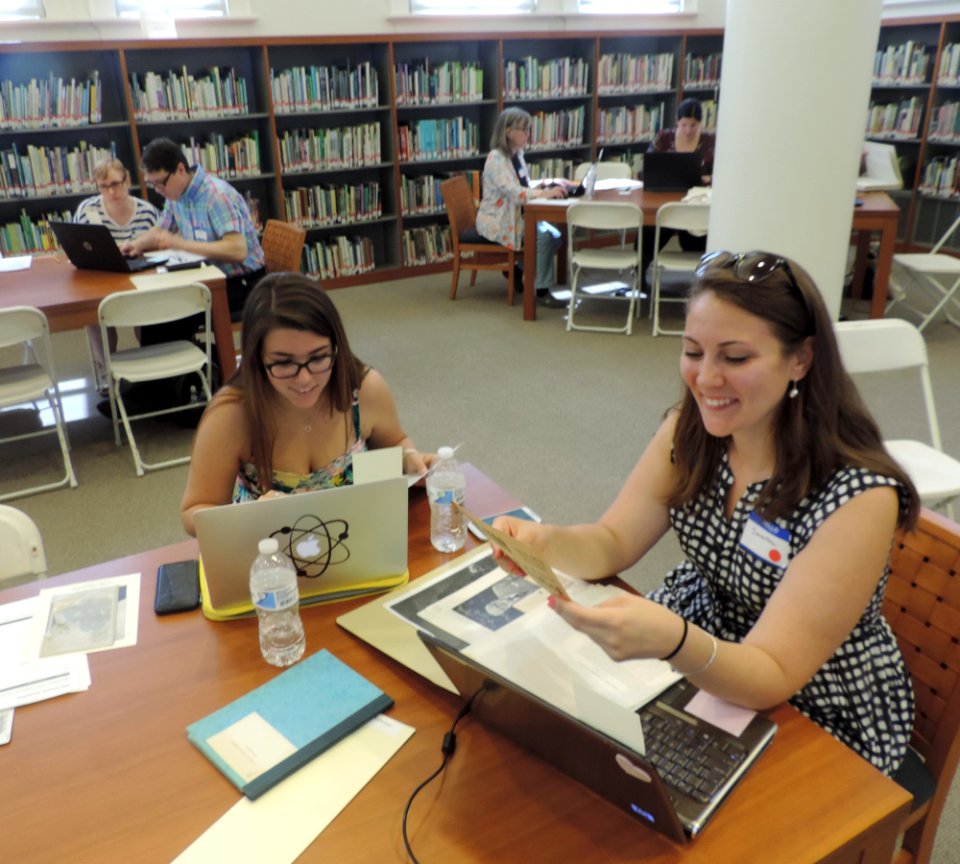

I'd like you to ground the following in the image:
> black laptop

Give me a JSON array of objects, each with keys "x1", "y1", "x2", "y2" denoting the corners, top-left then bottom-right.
[
  {"x1": 50, "y1": 221, "x2": 158, "y2": 273},
  {"x1": 643, "y1": 151, "x2": 703, "y2": 192},
  {"x1": 419, "y1": 630, "x2": 776, "y2": 842}
]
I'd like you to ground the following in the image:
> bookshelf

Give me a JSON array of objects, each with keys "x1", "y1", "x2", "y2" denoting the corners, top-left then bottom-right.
[{"x1": 4, "y1": 20, "x2": 960, "y2": 277}]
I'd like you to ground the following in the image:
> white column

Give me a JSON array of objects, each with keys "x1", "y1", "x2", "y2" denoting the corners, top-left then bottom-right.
[{"x1": 707, "y1": 0, "x2": 883, "y2": 318}]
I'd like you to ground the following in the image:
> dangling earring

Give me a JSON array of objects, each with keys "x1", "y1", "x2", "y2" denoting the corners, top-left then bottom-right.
[{"x1": 788, "y1": 381, "x2": 800, "y2": 399}]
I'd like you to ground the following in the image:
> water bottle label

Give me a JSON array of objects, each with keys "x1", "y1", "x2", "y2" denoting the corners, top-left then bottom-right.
[
  {"x1": 253, "y1": 585, "x2": 298, "y2": 611},
  {"x1": 432, "y1": 489, "x2": 455, "y2": 505}
]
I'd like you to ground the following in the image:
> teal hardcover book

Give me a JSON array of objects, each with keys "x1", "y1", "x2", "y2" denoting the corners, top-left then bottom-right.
[{"x1": 186, "y1": 649, "x2": 393, "y2": 799}]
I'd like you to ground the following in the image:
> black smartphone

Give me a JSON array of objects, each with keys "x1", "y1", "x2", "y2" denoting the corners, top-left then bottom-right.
[{"x1": 154, "y1": 560, "x2": 201, "y2": 615}]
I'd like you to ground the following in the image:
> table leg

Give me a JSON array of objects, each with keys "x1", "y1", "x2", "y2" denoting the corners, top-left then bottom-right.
[
  {"x1": 850, "y1": 232, "x2": 871, "y2": 301},
  {"x1": 523, "y1": 209, "x2": 538, "y2": 321},
  {"x1": 870, "y1": 218, "x2": 896, "y2": 320},
  {"x1": 208, "y1": 279, "x2": 238, "y2": 379}
]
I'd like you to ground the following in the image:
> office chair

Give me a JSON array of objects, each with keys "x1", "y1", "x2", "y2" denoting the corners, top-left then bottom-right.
[
  {"x1": 887, "y1": 213, "x2": 960, "y2": 333},
  {"x1": 0, "y1": 306, "x2": 78, "y2": 502},
  {"x1": 98, "y1": 282, "x2": 213, "y2": 477},
  {"x1": 886, "y1": 508, "x2": 960, "y2": 864},
  {"x1": 650, "y1": 201, "x2": 710, "y2": 336},
  {"x1": 834, "y1": 319, "x2": 960, "y2": 520},
  {"x1": 573, "y1": 161, "x2": 633, "y2": 182},
  {"x1": 565, "y1": 201, "x2": 643, "y2": 335},
  {"x1": 0, "y1": 504, "x2": 47, "y2": 583},
  {"x1": 439, "y1": 175, "x2": 516, "y2": 305}
]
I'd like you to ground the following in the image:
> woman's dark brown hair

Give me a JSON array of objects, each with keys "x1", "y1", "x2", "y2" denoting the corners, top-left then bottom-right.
[
  {"x1": 669, "y1": 253, "x2": 919, "y2": 529},
  {"x1": 207, "y1": 272, "x2": 366, "y2": 494}
]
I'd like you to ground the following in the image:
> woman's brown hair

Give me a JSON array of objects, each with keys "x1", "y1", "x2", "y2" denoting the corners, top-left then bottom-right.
[{"x1": 669, "y1": 253, "x2": 919, "y2": 529}]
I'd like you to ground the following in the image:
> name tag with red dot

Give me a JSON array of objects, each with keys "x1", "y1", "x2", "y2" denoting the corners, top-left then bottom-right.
[{"x1": 740, "y1": 512, "x2": 791, "y2": 569}]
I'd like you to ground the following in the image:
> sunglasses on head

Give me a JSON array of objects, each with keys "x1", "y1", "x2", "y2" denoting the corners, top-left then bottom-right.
[{"x1": 695, "y1": 250, "x2": 800, "y2": 290}]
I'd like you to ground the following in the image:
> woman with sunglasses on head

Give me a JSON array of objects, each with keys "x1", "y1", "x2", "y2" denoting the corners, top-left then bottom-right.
[
  {"x1": 492, "y1": 251, "x2": 918, "y2": 776},
  {"x1": 74, "y1": 157, "x2": 160, "y2": 385},
  {"x1": 475, "y1": 107, "x2": 568, "y2": 307},
  {"x1": 180, "y1": 273, "x2": 433, "y2": 536}
]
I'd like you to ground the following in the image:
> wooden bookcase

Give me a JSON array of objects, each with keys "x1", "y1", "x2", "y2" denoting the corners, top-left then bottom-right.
[{"x1": 2, "y1": 20, "x2": 959, "y2": 286}]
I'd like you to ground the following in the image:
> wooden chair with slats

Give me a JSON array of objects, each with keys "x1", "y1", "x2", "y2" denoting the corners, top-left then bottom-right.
[
  {"x1": 886, "y1": 508, "x2": 960, "y2": 864},
  {"x1": 439, "y1": 175, "x2": 516, "y2": 305},
  {"x1": 261, "y1": 218, "x2": 307, "y2": 274}
]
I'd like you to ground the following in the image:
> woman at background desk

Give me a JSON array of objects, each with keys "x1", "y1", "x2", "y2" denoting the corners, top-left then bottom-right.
[
  {"x1": 493, "y1": 251, "x2": 918, "y2": 776},
  {"x1": 74, "y1": 157, "x2": 159, "y2": 387},
  {"x1": 475, "y1": 107, "x2": 567, "y2": 307},
  {"x1": 648, "y1": 97, "x2": 715, "y2": 184},
  {"x1": 180, "y1": 273, "x2": 433, "y2": 536}
]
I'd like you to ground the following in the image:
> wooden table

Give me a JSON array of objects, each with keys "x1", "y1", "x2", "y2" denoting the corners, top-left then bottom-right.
[
  {"x1": 0, "y1": 465, "x2": 910, "y2": 863},
  {"x1": 0, "y1": 255, "x2": 237, "y2": 378},
  {"x1": 521, "y1": 189, "x2": 900, "y2": 322}
]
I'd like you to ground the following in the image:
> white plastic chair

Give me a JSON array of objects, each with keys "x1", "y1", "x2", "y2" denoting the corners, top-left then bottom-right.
[
  {"x1": 573, "y1": 161, "x2": 633, "y2": 182},
  {"x1": 857, "y1": 141, "x2": 904, "y2": 192},
  {"x1": 99, "y1": 282, "x2": 213, "y2": 477},
  {"x1": 834, "y1": 318, "x2": 960, "y2": 519},
  {"x1": 565, "y1": 201, "x2": 643, "y2": 335},
  {"x1": 887, "y1": 213, "x2": 960, "y2": 333},
  {"x1": 0, "y1": 306, "x2": 78, "y2": 502},
  {"x1": 0, "y1": 504, "x2": 46, "y2": 582},
  {"x1": 651, "y1": 201, "x2": 711, "y2": 336}
]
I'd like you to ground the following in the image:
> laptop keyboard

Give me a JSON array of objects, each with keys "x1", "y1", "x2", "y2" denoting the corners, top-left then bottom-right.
[{"x1": 640, "y1": 711, "x2": 746, "y2": 804}]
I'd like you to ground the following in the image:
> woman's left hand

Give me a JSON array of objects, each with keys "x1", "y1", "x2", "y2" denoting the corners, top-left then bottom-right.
[
  {"x1": 402, "y1": 448, "x2": 434, "y2": 477},
  {"x1": 549, "y1": 592, "x2": 682, "y2": 662}
]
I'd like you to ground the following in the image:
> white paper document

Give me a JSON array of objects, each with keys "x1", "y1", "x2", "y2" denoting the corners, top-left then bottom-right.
[
  {"x1": 0, "y1": 255, "x2": 32, "y2": 272},
  {"x1": 0, "y1": 597, "x2": 91, "y2": 709},
  {"x1": 173, "y1": 714, "x2": 414, "y2": 864},
  {"x1": 22, "y1": 573, "x2": 141, "y2": 660}
]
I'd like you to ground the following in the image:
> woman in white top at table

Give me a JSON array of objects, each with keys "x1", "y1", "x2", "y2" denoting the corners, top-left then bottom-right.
[{"x1": 74, "y1": 157, "x2": 159, "y2": 388}]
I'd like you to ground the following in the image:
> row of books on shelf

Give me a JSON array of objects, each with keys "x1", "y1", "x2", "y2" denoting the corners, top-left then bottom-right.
[
  {"x1": 938, "y1": 44, "x2": 960, "y2": 86},
  {"x1": 929, "y1": 100, "x2": 960, "y2": 142},
  {"x1": 278, "y1": 124, "x2": 382, "y2": 173},
  {"x1": 0, "y1": 208, "x2": 70, "y2": 254},
  {"x1": 399, "y1": 173, "x2": 445, "y2": 215},
  {"x1": 1, "y1": 141, "x2": 114, "y2": 200},
  {"x1": 397, "y1": 117, "x2": 480, "y2": 162},
  {"x1": 503, "y1": 57, "x2": 590, "y2": 100},
  {"x1": 270, "y1": 63, "x2": 380, "y2": 114},
  {"x1": 526, "y1": 157, "x2": 576, "y2": 180},
  {"x1": 684, "y1": 53, "x2": 722, "y2": 89},
  {"x1": 0, "y1": 72, "x2": 102, "y2": 130},
  {"x1": 597, "y1": 53, "x2": 674, "y2": 94},
  {"x1": 395, "y1": 61, "x2": 484, "y2": 106},
  {"x1": 177, "y1": 133, "x2": 262, "y2": 178},
  {"x1": 873, "y1": 41, "x2": 930, "y2": 86},
  {"x1": 596, "y1": 103, "x2": 666, "y2": 145},
  {"x1": 402, "y1": 224, "x2": 453, "y2": 267},
  {"x1": 304, "y1": 234, "x2": 376, "y2": 280},
  {"x1": 919, "y1": 154, "x2": 960, "y2": 197},
  {"x1": 283, "y1": 181, "x2": 383, "y2": 227},
  {"x1": 866, "y1": 96, "x2": 923, "y2": 139},
  {"x1": 130, "y1": 67, "x2": 250, "y2": 121},
  {"x1": 524, "y1": 107, "x2": 586, "y2": 151}
]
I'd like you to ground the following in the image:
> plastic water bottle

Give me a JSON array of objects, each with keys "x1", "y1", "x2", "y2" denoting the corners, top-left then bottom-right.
[
  {"x1": 427, "y1": 446, "x2": 467, "y2": 553},
  {"x1": 249, "y1": 537, "x2": 305, "y2": 667},
  {"x1": 584, "y1": 162, "x2": 598, "y2": 199}
]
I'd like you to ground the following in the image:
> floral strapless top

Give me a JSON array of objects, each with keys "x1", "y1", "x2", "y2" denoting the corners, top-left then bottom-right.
[{"x1": 233, "y1": 396, "x2": 366, "y2": 502}]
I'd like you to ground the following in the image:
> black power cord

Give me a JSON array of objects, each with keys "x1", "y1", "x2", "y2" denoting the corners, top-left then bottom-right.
[{"x1": 401, "y1": 687, "x2": 485, "y2": 864}]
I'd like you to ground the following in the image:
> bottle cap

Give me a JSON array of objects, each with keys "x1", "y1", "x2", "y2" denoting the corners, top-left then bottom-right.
[
  {"x1": 258, "y1": 537, "x2": 279, "y2": 555},
  {"x1": 437, "y1": 446, "x2": 454, "y2": 460}
]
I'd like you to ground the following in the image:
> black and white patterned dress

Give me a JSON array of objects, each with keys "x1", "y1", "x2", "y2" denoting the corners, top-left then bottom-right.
[{"x1": 647, "y1": 453, "x2": 914, "y2": 775}]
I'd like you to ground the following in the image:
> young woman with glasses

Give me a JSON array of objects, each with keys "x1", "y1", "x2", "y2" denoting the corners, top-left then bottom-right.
[
  {"x1": 180, "y1": 273, "x2": 433, "y2": 536},
  {"x1": 491, "y1": 251, "x2": 919, "y2": 777}
]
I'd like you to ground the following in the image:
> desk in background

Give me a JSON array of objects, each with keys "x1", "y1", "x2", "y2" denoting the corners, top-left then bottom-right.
[
  {"x1": 0, "y1": 465, "x2": 909, "y2": 863},
  {"x1": 521, "y1": 189, "x2": 900, "y2": 322},
  {"x1": 0, "y1": 255, "x2": 237, "y2": 379}
]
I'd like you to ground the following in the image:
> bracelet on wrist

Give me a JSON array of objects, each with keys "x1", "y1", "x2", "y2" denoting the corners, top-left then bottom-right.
[
  {"x1": 676, "y1": 633, "x2": 718, "y2": 677},
  {"x1": 659, "y1": 616, "x2": 688, "y2": 662}
]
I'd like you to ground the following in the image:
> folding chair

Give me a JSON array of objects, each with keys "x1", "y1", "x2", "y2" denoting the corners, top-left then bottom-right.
[
  {"x1": 650, "y1": 201, "x2": 710, "y2": 336},
  {"x1": 0, "y1": 306, "x2": 78, "y2": 502},
  {"x1": 834, "y1": 318, "x2": 960, "y2": 519},
  {"x1": 439, "y1": 175, "x2": 516, "y2": 304},
  {"x1": 99, "y1": 282, "x2": 213, "y2": 477},
  {"x1": 565, "y1": 201, "x2": 643, "y2": 335},
  {"x1": 573, "y1": 161, "x2": 633, "y2": 182},
  {"x1": 0, "y1": 504, "x2": 46, "y2": 583},
  {"x1": 888, "y1": 213, "x2": 960, "y2": 333}
]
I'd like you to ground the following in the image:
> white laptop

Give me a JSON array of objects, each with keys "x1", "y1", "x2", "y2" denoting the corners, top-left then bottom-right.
[{"x1": 195, "y1": 477, "x2": 409, "y2": 620}]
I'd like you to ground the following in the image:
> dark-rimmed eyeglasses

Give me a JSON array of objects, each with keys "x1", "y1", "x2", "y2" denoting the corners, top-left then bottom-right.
[
  {"x1": 145, "y1": 171, "x2": 172, "y2": 191},
  {"x1": 97, "y1": 180, "x2": 127, "y2": 192},
  {"x1": 264, "y1": 348, "x2": 337, "y2": 379}
]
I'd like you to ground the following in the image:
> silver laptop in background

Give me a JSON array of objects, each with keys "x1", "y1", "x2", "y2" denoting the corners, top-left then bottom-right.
[{"x1": 195, "y1": 477, "x2": 409, "y2": 617}]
